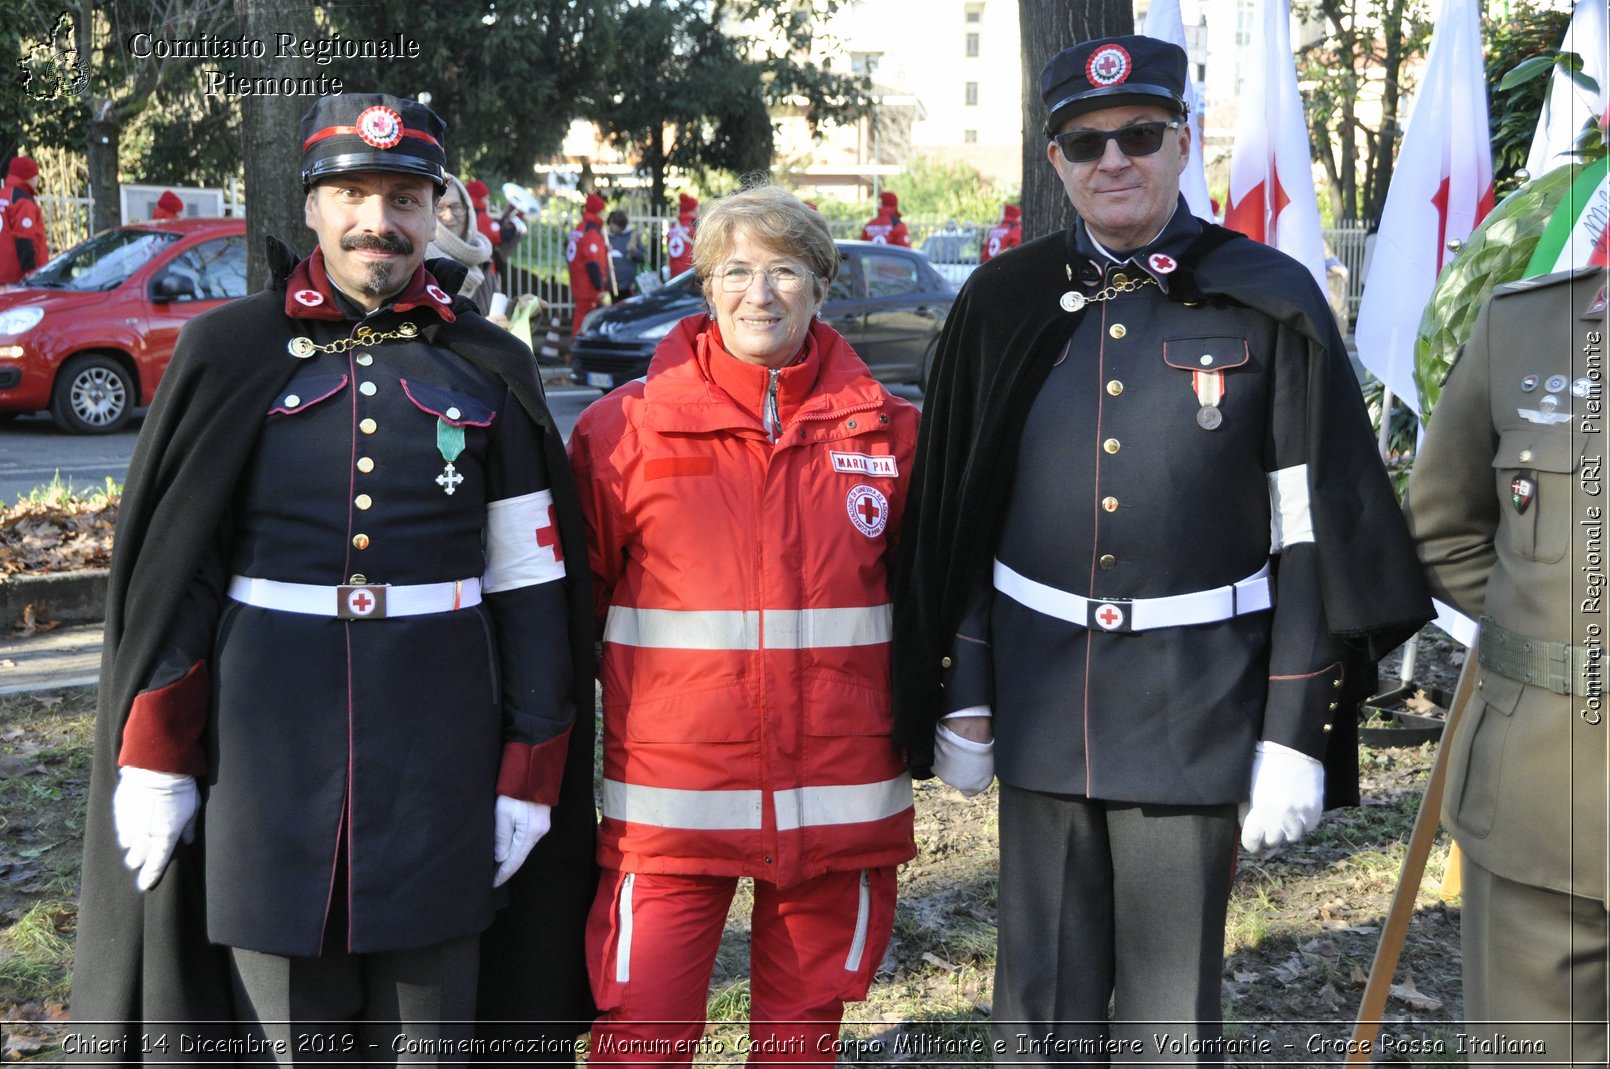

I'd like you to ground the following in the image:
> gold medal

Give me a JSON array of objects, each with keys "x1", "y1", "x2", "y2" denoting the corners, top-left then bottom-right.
[{"x1": 287, "y1": 336, "x2": 317, "y2": 359}]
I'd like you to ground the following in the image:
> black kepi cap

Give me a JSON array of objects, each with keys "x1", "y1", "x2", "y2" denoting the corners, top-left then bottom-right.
[
  {"x1": 1040, "y1": 35, "x2": 1187, "y2": 136},
  {"x1": 299, "y1": 92, "x2": 447, "y2": 190}
]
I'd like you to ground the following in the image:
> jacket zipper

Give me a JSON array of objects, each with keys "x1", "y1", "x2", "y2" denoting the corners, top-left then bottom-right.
[
  {"x1": 614, "y1": 872, "x2": 636, "y2": 982},
  {"x1": 844, "y1": 868, "x2": 871, "y2": 972},
  {"x1": 763, "y1": 368, "x2": 782, "y2": 441}
]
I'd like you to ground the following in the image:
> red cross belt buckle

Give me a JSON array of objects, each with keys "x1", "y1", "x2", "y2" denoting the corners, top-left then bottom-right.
[
  {"x1": 1088, "y1": 599, "x2": 1131, "y2": 633},
  {"x1": 337, "y1": 584, "x2": 389, "y2": 619}
]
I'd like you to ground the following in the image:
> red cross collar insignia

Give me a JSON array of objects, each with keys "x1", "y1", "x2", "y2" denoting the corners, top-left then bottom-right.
[
  {"x1": 294, "y1": 289, "x2": 325, "y2": 307},
  {"x1": 1092, "y1": 601, "x2": 1126, "y2": 631},
  {"x1": 1148, "y1": 253, "x2": 1177, "y2": 274},
  {"x1": 1511, "y1": 475, "x2": 1534, "y2": 514},
  {"x1": 426, "y1": 283, "x2": 451, "y2": 305},
  {"x1": 1086, "y1": 45, "x2": 1132, "y2": 88},
  {"x1": 356, "y1": 105, "x2": 404, "y2": 150},
  {"x1": 846, "y1": 483, "x2": 889, "y2": 538}
]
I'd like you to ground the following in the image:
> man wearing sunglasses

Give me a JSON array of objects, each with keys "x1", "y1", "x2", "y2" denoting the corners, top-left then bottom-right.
[{"x1": 894, "y1": 35, "x2": 1430, "y2": 1057}]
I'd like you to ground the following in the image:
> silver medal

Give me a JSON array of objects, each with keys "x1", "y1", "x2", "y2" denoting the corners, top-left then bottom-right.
[
  {"x1": 287, "y1": 336, "x2": 317, "y2": 359},
  {"x1": 1196, "y1": 406, "x2": 1222, "y2": 430},
  {"x1": 1060, "y1": 291, "x2": 1086, "y2": 313}
]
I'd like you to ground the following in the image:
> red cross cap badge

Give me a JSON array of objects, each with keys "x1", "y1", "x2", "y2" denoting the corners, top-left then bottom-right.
[
  {"x1": 1148, "y1": 253, "x2": 1177, "y2": 274},
  {"x1": 1086, "y1": 45, "x2": 1132, "y2": 88},
  {"x1": 356, "y1": 105, "x2": 404, "y2": 150},
  {"x1": 1092, "y1": 602, "x2": 1126, "y2": 631},
  {"x1": 846, "y1": 483, "x2": 889, "y2": 538},
  {"x1": 293, "y1": 289, "x2": 325, "y2": 307}
]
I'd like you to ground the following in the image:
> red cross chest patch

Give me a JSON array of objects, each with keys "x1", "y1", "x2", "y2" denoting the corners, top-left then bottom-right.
[
  {"x1": 846, "y1": 484, "x2": 889, "y2": 538},
  {"x1": 1087, "y1": 45, "x2": 1132, "y2": 87}
]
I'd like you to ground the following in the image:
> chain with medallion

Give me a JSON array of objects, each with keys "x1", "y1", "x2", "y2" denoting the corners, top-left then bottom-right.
[
  {"x1": 1059, "y1": 272, "x2": 1156, "y2": 313},
  {"x1": 286, "y1": 321, "x2": 419, "y2": 359}
]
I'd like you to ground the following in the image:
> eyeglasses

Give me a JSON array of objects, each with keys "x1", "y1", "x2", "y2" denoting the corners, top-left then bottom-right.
[
  {"x1": 714, "y1": 263, "x2": 813, "y2": 293},
  {"x1": 1053, "y1": 120, "x2": 1182, "y2": 164}
]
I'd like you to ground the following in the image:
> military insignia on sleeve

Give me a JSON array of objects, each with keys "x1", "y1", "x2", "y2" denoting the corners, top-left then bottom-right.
[
  {"x1": 1510, "y1": 475, "x2": 1534, "y2": 514},
  {"x1": 356, "y1": 105, "x2": 404, "y2": 150}
]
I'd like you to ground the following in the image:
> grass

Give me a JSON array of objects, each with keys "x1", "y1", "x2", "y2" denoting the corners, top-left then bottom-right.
[{"x1": 10, "y1": 473, "x2": 121, "y2": 510}]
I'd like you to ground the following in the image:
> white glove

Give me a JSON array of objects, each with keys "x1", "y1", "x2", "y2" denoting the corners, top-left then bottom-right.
[
  {"x1": 1239, "y1": 741, "x2": 1325, "y2": 854},
  {"x1": 493, "y1": 796, "x2": 551, "y2": 887},
  {"x1": 112, "y1": 767, "x2": 199, "y2": 892},
  {"x1": 932, "y1": 710, "x2": 995, "y2": 797}
]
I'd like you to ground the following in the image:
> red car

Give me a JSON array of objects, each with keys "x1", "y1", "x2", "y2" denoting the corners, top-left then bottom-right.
[{"x1": 0, "y1": 218, "x2": 247, "y2": 433}]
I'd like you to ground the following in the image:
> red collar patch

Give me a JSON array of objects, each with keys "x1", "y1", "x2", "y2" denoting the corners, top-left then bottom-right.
[{"x1": 282, "y1": 246, "x2": 456, "y2": 324}]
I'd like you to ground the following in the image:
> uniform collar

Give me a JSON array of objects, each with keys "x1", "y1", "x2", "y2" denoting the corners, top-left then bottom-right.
[
  {"x1": 283, "y1": 245, "x2": 458, "y2": 323},
  {"x1": 701, "y1": 323, "x2": 822, "y2": 428},
  {"x1": 1072, "y1": 196, "x2": 1202, "y2": 293}
]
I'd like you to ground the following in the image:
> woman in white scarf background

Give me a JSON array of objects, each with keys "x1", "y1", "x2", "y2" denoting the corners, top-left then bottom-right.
[{"x1": 428, "y1": 173, "x2": 498, "y2": 315}]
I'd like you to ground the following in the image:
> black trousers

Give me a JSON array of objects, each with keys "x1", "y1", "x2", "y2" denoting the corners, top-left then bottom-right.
[
  {"x1": 226, "y1": 934, "x2": 479, "y2": 1066},
  {"x1": 992, "y1": 785, "x2": 1238, "y2": 1067}
]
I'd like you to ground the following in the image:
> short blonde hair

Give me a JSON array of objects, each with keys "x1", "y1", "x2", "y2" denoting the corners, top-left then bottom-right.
[{"x1": 692, "y1": 185, "x2": 838, "y2": 299}]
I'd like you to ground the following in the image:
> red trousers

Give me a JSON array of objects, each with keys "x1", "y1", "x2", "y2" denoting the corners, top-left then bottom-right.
[
  {"x1": 586, "y1": 867, "x2": 897, "y2": 1067},
  {"x1": 571, "y1": 292, "x2": 601, "y2": 336}
]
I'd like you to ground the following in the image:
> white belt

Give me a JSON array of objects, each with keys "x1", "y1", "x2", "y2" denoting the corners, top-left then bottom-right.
[
  {"x1": 227, "y1": 575, "x2": 482, "y2": 620},
  {"x1": 993, "y1": 559, "x2": 1271, "y2": 633}
]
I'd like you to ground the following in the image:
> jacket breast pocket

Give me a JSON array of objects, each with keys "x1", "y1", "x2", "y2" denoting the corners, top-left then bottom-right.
[
  {"x1": 1161, "y1": 335, "x2": 1251, "y2": 374},
  {"x1": 400, "y1": 378, "x2": 497, "y2": 427},
  {"x1": 1493, "y1": 428, "x2": 1576, "y2": 564},
  {"x1": 266, "y1": 373, "x2": 347, "y2": 417},
  {"x1": 1443, "y1": 671, "x2": 1524, "y2": 838}
]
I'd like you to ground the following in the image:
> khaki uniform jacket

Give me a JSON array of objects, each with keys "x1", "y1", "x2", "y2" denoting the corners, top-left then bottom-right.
[{"x1": 1403, "y1": 266, "x2": 1608, "y2": 902}]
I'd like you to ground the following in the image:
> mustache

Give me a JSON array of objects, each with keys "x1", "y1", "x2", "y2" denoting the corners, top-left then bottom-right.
[{"x1": 341, "y1": 232, "x2": 414, "y2": 255}]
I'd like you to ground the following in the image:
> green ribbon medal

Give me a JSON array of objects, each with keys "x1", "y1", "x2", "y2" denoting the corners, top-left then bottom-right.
[{"x1": 435, "y1": 419, "x2": 466, "y2": 495}]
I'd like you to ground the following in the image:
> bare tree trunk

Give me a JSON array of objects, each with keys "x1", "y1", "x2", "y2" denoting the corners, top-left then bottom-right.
[
  {"x1": 1017, "y1": 0, "x2": 1133, "y2": 243},
  {"x1": 1362, "y1": 0, "x2": 1412, "y2": 224},
  {"x1": 235, "y1": 0, "x2": 319, "y2": 290}
]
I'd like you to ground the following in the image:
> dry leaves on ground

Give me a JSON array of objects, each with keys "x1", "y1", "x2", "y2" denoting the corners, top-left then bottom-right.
[{"x1": 0, "y1": 500, "x2": 117, "y2": 579}]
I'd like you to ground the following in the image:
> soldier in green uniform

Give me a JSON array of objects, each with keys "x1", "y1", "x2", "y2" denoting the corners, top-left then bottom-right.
[{"x1": 1404, "y1": 264, "x2": 1608, "y2": 1066}]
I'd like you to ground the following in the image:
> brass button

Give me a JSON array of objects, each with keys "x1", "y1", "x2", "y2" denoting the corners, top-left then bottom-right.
[
  {"x1": 1111, "y1": 272, "x2": 1129, "y2": 286},
  {"x1": 359, "y1": 381, "x2": 377, "y2": 396},
  {"x1": 352, "y1": 533, "x2": 370, "y2": 550},
  {"x1": 1328, "y1": 701, "x2": 1339, "y2": 711},
  {"x1": 356, "y1": 353, "x2": 374, "y2": 367},
  {"x1": 1106, "y1": 380, "x2": 1124, "y2": 396},
  {"x1": 356, "y1": 457, "x2": 375, "y2": 474},
  {"x1": 1108, "y1": 324, "x2": 1127, "y2": 339},
  {"x1": 941, "y1": 656, "x2": 953, "y2": 668},
  {"x1": 359, "y1": 418, "x2": 378, "y2": 435},
  {"x1": 349, "y1": 573, "x2": 367, "y2": 585},
  {"x1": 1099, "y1": 554, "x2": 1116, "y2": 570},
  {"x1": 1103, "y1": 438, "x2": 1120, "y2": 454},
  {"x1": 1322, "y1": 723, "x2": 1333, "y2": 733},
  {"x1": 1102, "y1": 496, "x2": 1118, "y2": 512},
  {"x1": 1518, "y1": 449, "x2": 1533, "y2": 463},
  {"x1": 355, "y1": 494, "x2": 372, "y2": 510},
  {"x1": 1332, "y1": 678, "x2": 1343, "y2": 689},
  {"x1": 284, "y1": 394, "x2": 301, "y2": 408}
]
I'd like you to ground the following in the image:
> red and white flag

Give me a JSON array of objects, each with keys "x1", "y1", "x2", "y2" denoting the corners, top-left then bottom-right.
[
  {"x1": 1525, "y1": 0, "x2": 1608, "y2": 179},
  {"x1": 1354, "y1": 0, "x2": 1494, "y2": 416},
  {"x1": 1223, "y1": 0, "x2": 1327, "y2": 292},
  {"x1": 1143, "y1": 0, "x2": 1214, "y2": 222}
]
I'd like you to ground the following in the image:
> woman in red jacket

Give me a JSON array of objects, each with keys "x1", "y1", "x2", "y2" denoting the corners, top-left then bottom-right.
[{"x1": 569, "y1": 185, "x2": 918, "y2": 1066}]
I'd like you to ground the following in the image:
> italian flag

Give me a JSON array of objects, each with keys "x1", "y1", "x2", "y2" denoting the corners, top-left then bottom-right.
[{"x1": 1524, "y1": 157, "x2": 1610, "y2": 277}]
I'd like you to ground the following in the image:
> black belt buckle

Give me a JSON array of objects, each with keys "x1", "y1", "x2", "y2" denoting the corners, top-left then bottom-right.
[
  {"x1": 1087, "y1": 598, "x2": 1132, "y2": 633},
  {"x1": 337, "y1": 584, "x2": 388, "y2": 619}
]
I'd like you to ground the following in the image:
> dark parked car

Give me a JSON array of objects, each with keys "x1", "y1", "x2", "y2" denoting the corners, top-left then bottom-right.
[
  {"x1": 571, "y1": 240, "x2": 955, "y2": 392},
  {"x1": 0, "y1": 218, "x2": 247, "y2": 433}
]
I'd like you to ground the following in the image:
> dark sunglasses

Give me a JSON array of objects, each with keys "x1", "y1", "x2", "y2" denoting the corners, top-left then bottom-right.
[{"x1": 1053, "y1": 120, "x2": 1182, "y2": 164}]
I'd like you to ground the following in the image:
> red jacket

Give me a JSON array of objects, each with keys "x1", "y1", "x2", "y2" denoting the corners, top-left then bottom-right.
[
  {"x1": 567, "y1": 212, "x2": 609, "y2": 300},
  {"x1": 0, "y1": 180, "x2": 47, "y2": 284},
  {"x1": 981, "y1": 220, "x2": 1021, "y2": 262},
  {"x1": 859, "y1": 211, "x2": 909, "y2": 247},
  {"x1": 666, "y1": 214, "x2": 695, "y2": 276},
  {"x1": 569, "y1": 317, "x2": 918, "y2": 888}
]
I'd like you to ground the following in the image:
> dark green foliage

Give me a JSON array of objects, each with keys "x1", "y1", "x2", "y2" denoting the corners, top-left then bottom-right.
[{"x1": 1486, "y1": 3, "x2": 1577, "y2": 199}]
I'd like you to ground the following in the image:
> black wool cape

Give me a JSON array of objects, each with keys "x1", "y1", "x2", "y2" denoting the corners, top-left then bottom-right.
[
  {"x1": 70, "y1": 246, "x2": 599, "y2": 1060},
  {"x1": 891, "y1": 223, "x2": 1433, "y2": 799}
]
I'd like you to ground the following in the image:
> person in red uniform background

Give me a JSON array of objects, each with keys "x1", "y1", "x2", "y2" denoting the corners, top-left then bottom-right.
[
  {"x1": 666, "y1": 192, "x2": 697, "y2": 277},
  {"x1": 151, "y1": 190, "x2": 184, "y2": 221},
  {"x1": 980, "y1": 203, "x2": 1021, "y2": 263},
  {"x1": 0, "y1": 157, "x2": 48, "y2": 284},
  {"x1": 859, "y1": 190, "x2": 909, "y2": 247},
  {"x1": 570, "y1": 184, "x2": 916, "y2": 1067},
  {"x1": 466, "y1": 179, "x2": 502, "y2": 290},
  {"x1": 567, "y1": 192, "x2": 610, "y2": 336}
]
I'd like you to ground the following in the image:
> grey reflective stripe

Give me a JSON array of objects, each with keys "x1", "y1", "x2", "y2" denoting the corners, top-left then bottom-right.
[
  {"x1": 602, "y1": 779, "x2": 764, "y2": 830},
  {"x1": 602, "y1": 605, "x2": 893, "y2": 650},
  {"x1": 602, "y1": 775, "x2": 912, "y2": 832},
  {"x1": 845, "y1": 869, "x2": 871, "y2": 973},
  {"x1": 615, "y1": 873, "x2": 635, "y2": 983},
  {"x1": 773, "y1": 774, "x2": 914, "y2": 832}
]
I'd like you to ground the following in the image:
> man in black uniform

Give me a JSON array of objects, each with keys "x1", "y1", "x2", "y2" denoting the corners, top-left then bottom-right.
[
  {"x1": 71, "y1": 93, "x2": 599, "y2": 1060},
  {"x1": 892, "y1": 37, "x2": 1430, "y2": 1057}
]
